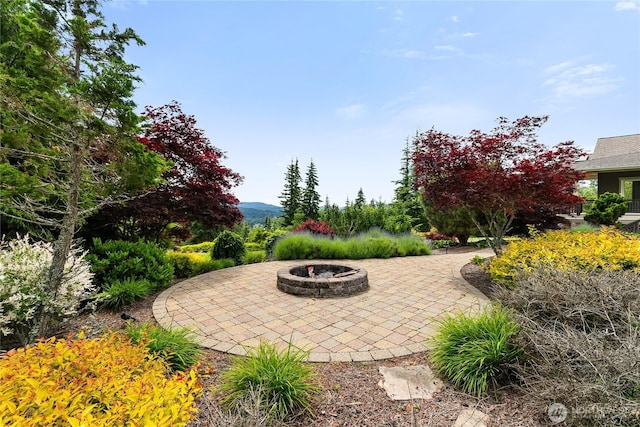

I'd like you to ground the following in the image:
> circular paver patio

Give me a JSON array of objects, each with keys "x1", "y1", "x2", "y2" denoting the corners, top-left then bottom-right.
[{"x1": 153, "y1": 249, "x2": 492, "y2": 362}]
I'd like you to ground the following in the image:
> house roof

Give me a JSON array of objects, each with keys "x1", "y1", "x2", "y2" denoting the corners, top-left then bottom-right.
[{"x1": 574, "y1": 134, "x2": 640, "y2": 173}]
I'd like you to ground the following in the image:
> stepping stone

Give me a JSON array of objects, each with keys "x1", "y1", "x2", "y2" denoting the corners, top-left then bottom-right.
[
  {"x1": 377, "y1": 365, "x2": 443, "y2": 400},
  {"x1": 453, "y1": 408, "x2": 490, "y2": 427}
]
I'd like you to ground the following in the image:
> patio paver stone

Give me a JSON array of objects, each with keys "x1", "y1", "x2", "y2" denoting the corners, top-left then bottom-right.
[{"x1": 153, "y1": 250, "x2": 492, "y2": 361}]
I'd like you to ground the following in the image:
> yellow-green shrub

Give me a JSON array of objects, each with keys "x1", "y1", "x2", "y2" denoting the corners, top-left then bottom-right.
[
  {"x1": 0, "y1": 332, "x2": 202, "y2": 426},
  {"x1": 178, "y1": 241, "x2": 215, "y2": 253},
  {"x1": 166, "y1": 251, "x2": 234, "y2": 278},
  {"x1": 244, "y1": 250, "x2": 266, "y2": 264},
  {"x1": 489, "y1": 227, "x2": 640, "y2": 287},
  {"x1": 244, "y1": 242, "x2": 263, "y2": 251}
]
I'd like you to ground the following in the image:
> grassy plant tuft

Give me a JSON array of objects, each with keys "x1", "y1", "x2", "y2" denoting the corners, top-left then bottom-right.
[
  {"x1": 430, "y1": 304, "x2": 522, "y2": 397},
  {"x1": 218, "y1": 340, "x2": 321, "y2": 422},
  {"x1": 96, "y1": 278, "x2": 152, "y2": 310},
  {"x1": 125, "y1": 323, "x2": 201, "y2": 371}
]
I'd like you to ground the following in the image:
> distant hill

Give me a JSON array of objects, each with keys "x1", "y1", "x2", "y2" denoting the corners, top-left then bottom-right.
[{"x1": 238, "y1": 202, "x2": 283, "y2": 225}]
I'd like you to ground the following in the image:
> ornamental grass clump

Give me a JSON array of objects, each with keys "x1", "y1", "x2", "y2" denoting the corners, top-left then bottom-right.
[
  {"x1": 96, "y1": 278, "x2": 153, "y2": 310},
  {"x1": 273, "y1": 229, "x2": 430, "y2": 260},
  {"x1": 218, "y1": 340, "x2": 321, "y2": 422},
  {"x1": 125, "y1": 323, "x2": 202, "y2": 372},
  {"x1": 0, "y1": 332, "x2": 202, "y2": 426},
  {"x1": 488, "y1": 227, "x2": 640, "y2": 287},
  {"x1": 430, "y1": 305, "x2": 523, "y2": 397},
  {"x1": 0, "y1": 234, "x2": 95, "y2": 347},
  {"x1": 495, "y1": 268, "x2": 640, "y2": 426}
]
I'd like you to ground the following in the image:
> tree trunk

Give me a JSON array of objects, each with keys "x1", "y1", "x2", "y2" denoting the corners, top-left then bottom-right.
[{"x1": 38, "y1": 144, "x2": 82, "y2": 340}]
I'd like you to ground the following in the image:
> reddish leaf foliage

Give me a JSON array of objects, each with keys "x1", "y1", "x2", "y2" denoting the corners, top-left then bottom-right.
[
  {"x1": 94, "y1": 101, "x2": 243, "y2": 242},
  {"x1": 412, "y1": 116, "x2": 586, "y2": 216},
  {"x1": 292, "y1": 220, "x2": 335, "y2": 238},
  {"x1": 422, "y1": 231, "x2": 456, "y2": 241}
]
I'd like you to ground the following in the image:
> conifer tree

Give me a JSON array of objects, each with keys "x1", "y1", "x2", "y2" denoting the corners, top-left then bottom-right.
[
  {"x1": 355, "y1": 188, "x2": 366, "y2": 208},
  {"x1": 278, "y1": 159, "x2": 302, "y2": 226},
  {"x1": 301, "y1": 160, "x2": 321, "y2": 221},
  {"x1": 0, "y1": 0, "x2": 163, "y2": 339},
  {"x1": 392, "y1": 137, "x2": 429, "y2": 231}
]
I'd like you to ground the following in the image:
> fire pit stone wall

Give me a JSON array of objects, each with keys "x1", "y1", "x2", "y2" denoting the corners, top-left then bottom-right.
[{"x1": 277, "y1": 263, "x2": 369, "y2": 298}]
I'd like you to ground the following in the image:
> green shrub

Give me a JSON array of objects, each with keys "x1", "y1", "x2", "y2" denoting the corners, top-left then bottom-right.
[
  {"x1": 171, "y1": 252, "x2": 232, "y2": 277},
  {"x1": 178, "y1": 241, "x2": 215, "y2": 253},
  {"x1": 211, "y1": 230, "x2": 246, "y2": 265},
  {"x1": 126, "y1": 323, "x2": 201, "y2": 372},
  {"x1": 247, "y1": 226, "x2": 271, "y2": 246},
  {"x1": 166, "y1": 251, "x2": 195, "y2": 278},
  {"x1": 358, "y1": 235, "x2": 397, "y2": 258},
  {"x1": 394, "y1": 233, "x2": 431, "y2": 257},
  {"x1": 430, "y1": 305, "x2": 522, "y2": 397},
  {"x1": 470, "y1": 255, "x2": 486, "y2": 266},
  {"x1": 264, "y1": 229, "x2": 289, "y2": 258},
  {"x1": 96, "y1": 278, "x2": 152, "y2": 310},
  {"x1": 244, "y1": 250, "x2": 266, "y2": 264},
  {"x1": 218, "y1": 340, "x2": 320, "y2": 422},
  {"x1": 273, "y1": 230, "x2": 430, "y2": 260},
  {"x1": 166, "y1": 251, "x2": 234, "y2": 278},
  {"x1": 244, "y1": 242, "x2": 263, "y2": 251},
  {"x1": 343, "y1": 234, "x2": 398, "y2": 259},
  {"x1": 424, "y1": 206, "x2": 477, "y2": 245},
  {"x1": 273, "y1": 233, "x2": 326, "y2": 260},
  {"x1": 584, "y1": 191, "x2": 627, "y2": 226},
  {"x1": 88, "y1": 239, "x2": 174, "y2": 291}
]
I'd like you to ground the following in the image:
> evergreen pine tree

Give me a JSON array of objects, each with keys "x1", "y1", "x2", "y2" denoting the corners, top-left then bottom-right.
[
  {"x1": 355, "y1": 188, "x2": 366, "y2": 208},
  {"x1": 301, "y1": 160, "x2": 321, "y2": 220},
  {"x1": 391, "y1": 136, "x2": 430, "y2": 231},
  {"x1": 278, "y1": 159, "x2": 302, "y2": 226}
]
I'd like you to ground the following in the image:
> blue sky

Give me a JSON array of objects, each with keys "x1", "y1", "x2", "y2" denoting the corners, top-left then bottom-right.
[{"x1": 105, "y1": 0, "x2": 640, "y2": 206}]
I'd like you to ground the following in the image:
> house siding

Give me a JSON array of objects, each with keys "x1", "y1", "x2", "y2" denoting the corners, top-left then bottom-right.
[{"x1": 598, "y1": 171, "x2": 640, "y2": 196}]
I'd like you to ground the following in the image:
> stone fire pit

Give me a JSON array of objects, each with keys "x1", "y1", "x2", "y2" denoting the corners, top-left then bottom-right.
[{"x1": 277, "y1": 263, "x2": 369, "y2": 298}]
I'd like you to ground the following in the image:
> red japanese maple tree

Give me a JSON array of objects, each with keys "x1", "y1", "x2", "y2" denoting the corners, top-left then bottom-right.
[
  {"x1": 412, "y1": 116, "x2": 586, "y2": 255},
  {"x1": 94, "y1": 101, "x2": 243, "y2": 242}
]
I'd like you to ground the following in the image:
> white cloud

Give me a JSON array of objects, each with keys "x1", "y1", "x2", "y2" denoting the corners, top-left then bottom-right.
[
  {"x1": 543, "y1": 59, "x2": 621, "y2": 101},
  {"x1": 389, "y1": 102, "x2": 494, "y2": 134},
  {"x1": 461, "y1": 32, "x2": 480, "y2": 38},
  {"x1": 336, "y1": 104, "x2": 369, "y2": 120},
  {"x1": 434, "y1": 45, "x2": 457, "y2": 51},
  {"x1": 543, "y1": 60, "x2": 573, "y2": 75},
  {"x1": 449, "y1": 15, "x2": 459, "y2": 23},
  {"x1": 381, "y1": 49, "x2": 425, "y2": 58},
  {"x1": 403, "y1": 50, "x2": 424, "y2": 58},
  {"x1": 393, "y1": 9, "x2": 404, "y2": 21},
  {"x1": 615, "y1": 1, "x2": 640, "y2": 11}
]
